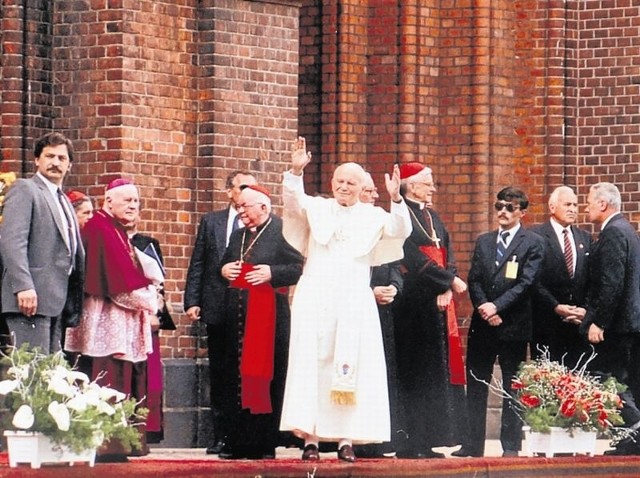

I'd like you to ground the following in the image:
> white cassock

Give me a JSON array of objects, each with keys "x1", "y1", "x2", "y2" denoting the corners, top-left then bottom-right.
[{"x1": 279, "y1": 171, "x2": 411, "y2": 443}]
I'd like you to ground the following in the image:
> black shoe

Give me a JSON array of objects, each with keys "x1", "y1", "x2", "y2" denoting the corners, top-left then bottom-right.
[
  {"x1": 302, "y1": 444, "x2": 320, "y2": 461},
  {"x1": 206, "y1": 438, "x2": 227, "y2": 455},
  {"x1": 338, "y1": 444, "x2": 356, "y2": 463},
  {"x1": 502, "y1": 450, "x2": 518, "y2": 457},
  {"x1": 451, "y1": 447, "x2": 483, "y2": 458},
  {"x1": 604, "y1": 443, "x2": 640, "y2": 456},
  {"x1": 217, "y1": 443, "x2": 239, "y2": 460}
]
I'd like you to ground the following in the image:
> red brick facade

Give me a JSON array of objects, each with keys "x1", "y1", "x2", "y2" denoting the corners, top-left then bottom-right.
[{"x1": 1, "y1": 0, "x2": 639, "y2": 359}]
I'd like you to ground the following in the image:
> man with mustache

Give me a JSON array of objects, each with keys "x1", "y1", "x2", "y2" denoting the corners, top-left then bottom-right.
[
  {"x1": 0, "y1": 132, "x2": 84, "y2": 354},
  {"x1": 454, "y1": 187, "x2": 544, "y2": 458}
]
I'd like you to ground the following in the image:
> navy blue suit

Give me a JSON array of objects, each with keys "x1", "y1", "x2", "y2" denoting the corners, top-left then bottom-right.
[{"x1": 464, "y1": 226, "x2": 544, "y2": 455}]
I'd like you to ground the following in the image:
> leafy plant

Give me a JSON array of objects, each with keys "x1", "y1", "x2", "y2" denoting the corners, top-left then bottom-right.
[
  {"x1": 0, "y1": 344, "x2": 147, "y2": 453},
  {"x1": 511, "y1": 350, "x2": 625, "y2": 435}
]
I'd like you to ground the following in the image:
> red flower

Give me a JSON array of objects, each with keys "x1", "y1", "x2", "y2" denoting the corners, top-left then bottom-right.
[
  {"x1": 520, "y1": 394, "x2": 541, "y2": 408},
  {"x1": 560, "y1": 400, "x2": 576, "y2": 417}
]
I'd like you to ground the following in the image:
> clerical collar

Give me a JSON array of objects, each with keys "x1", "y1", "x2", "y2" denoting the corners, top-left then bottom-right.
[
  {"x1": 241, "y1": 217, "x2": 272, "y2": 261},
  {"x1": 404, "y1": 196, "x2": 426, "y2": 210}
]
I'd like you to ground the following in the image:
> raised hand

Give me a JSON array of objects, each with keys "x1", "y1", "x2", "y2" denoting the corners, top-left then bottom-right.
[
  {"x1": 384, "y1": 164, "x2": 402, "y2": 202},
  {"x1": 291, "y1": 136, "x2": 312, "y2": 175}
]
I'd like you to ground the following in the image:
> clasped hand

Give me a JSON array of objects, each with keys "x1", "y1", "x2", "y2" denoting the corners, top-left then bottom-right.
[{"x1": 221, "y1": 261, "x2": 272, "y2": 285}]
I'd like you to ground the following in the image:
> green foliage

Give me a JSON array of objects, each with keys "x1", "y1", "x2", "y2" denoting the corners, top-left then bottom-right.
[
  {"x1": 0, "y1": 344, "x2": 148, "y2": 454},
  {"x1": 511, "y1": 351, "x2": 625, "y2": 435}
]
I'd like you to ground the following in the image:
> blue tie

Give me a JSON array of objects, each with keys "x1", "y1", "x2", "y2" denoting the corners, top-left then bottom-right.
[
  {"x1": 496, "y1": 231, "x2": 510, "y2": 265},
  {"x1": 231, "y1": 213, "x2": 240, "y2": 232}
]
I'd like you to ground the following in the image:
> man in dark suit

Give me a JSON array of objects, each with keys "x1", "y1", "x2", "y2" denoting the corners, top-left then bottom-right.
[
  {"x1": 184, "y1": 170, "x2": 256, "y2": 454},
  {"x1": 453, "y1": 187, "x2": 544, "y2": 458},
  {"x1": 219, "y1": 184, "x2": 303, "y2": 459},
  {"x1": 531, "y1": 186, "x2": 592, "y2": 368},
  {"x1": 0, "y1": 132, "x2": 84, "y2": 353},
  {"x1": 581, "y1": 182, "x2": 640, "y2": 455}
]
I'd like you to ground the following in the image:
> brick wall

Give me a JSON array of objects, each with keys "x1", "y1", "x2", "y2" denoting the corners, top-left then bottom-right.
[
  {"x1": 0, "y1": 0, "x2": 301, "y2": 363},
  {"x1": 52, "y1": 0, "x2": 200, "y2": 359},
  {"x1": 0, "y1": 1, "x2": 54, "y2": 173},
  {"x1": 571, "y1": 0, "x2": 640, "y2": 228}
]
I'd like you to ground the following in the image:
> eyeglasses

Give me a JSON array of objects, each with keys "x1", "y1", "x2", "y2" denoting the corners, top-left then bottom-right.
[
  {"x1": 236, "y1": 203, "x2": 262, "y2": 211},
  {"x1": 362, "y1": 188, "x2": 377, "y2": 194},
  {"x1": 494, "y1": 201, "x2": 520, "y2": 213}
]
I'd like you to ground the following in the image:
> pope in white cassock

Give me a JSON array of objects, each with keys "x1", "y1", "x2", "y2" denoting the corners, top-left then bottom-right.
[{"x1": 279, "y1": 137, "x2": 412, "y2": 462}]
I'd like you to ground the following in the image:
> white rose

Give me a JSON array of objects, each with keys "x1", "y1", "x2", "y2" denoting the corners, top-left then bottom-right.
[
  {"x1": 66, "y1": 394, "x2": 89, "y2": 412},
  {"x1": 98, "y1": 386, "x2": 126, "y2": 403},
  {"x1": 47, "y1": 376, "x2": 75, "y2": 398},
  {"x1": 96, "y1": 401, "x2": 116, "y2": 416},
  {"x1": 12, "y1": 404, "x2": 34, "y2": 429},
  {"x1": 0, "y1": 379, "x2": 19, "y2": 395},
  {"x1": 67, "y1": 371, "x2": 90, "y2": 384},
  {"x1": 48, "y1": 401, "x2": 71, "y2": 431}
]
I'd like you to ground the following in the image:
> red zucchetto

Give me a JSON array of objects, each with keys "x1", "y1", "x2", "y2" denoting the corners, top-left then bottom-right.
[{"x1": 105, "y1": 178, "x2": 134, "y2": 191}]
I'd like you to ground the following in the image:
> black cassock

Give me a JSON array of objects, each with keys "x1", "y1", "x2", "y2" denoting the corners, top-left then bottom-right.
[
  {"x1": 219, "y1": 214, "x2": 304, "y2": 457},
  {"x1": 394, "y1": 200, "x2": 468, "y2": 454}
]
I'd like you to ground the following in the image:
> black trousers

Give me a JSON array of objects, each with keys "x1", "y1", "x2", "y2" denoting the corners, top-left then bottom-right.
[
  {"x1": 591, "y1": 334, "x2": 640, "y2": 428},
  {"x1": 207, "y1": 322, "x2": 228, "y2": 443},
  {"x1": 464, "y1": 333, "x2": 527, "y2": 454}
]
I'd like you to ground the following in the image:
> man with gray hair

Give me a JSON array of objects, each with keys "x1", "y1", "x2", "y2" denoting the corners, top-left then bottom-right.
[
  {"x1": 530, "y1": 186, "x2": 592, "y2": 368},
  {"x1": 582, "y1": 182, "x2": 640, "y2": 455}
]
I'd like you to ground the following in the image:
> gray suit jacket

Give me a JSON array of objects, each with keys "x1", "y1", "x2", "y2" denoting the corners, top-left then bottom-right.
[{"x1": 0, "y1": 175, "x2": 85, "y2": 319}]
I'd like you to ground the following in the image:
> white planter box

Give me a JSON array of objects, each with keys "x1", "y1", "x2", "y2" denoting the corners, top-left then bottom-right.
[
  {"x1": 523, "y1": 426, "x2": 597, "y2": 457},
  {"x1": 4, "y1": 431, "x2": 96, "y2": 468}
]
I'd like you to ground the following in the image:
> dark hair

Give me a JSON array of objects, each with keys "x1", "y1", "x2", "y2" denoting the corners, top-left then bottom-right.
[
  {"x1": 497, "y1": 186, "x2": 529, "y2": 210},
  {"x1": 225, "y1": 170, "x2": 254, "y2": 189},
  {"x1": 33, "y1": 132, "x2": 74, "y2": 162}
]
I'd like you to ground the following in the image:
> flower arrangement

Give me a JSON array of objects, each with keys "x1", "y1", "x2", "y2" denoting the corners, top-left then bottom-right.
[
  {"x1": 511, "y1": 351, "x2": 625, "y2": 435},
  {"x1": 0, "y1": 344, "x2": 147, "y2": 454}
]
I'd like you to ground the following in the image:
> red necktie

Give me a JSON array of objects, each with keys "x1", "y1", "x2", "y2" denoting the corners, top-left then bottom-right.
[{"x1": 563, "y1": 229, "x2": 574, "y2": 278}]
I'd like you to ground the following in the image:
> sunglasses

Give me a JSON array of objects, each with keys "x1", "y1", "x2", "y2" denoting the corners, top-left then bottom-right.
[{"x1": 494, "y1": 201, "x2": 520, "y2": 213}]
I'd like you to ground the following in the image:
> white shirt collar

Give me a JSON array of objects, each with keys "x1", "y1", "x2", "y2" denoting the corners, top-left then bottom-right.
[
  {"x1": 549, "y1": 217, "x2": 570, "y2": 235},
  {"x1": 36, "y1": 172, "x2": 61, "y2": 196},
  {"x1": 601, "y1": 212, "x2": 620, "y2": 231},
  {"x1": 497, "y1": 223, "x2": 521, "y2": 244}
]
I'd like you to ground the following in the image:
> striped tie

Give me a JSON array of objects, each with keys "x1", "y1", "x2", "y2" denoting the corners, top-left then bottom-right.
[
  {"x1": 496, "y1": 231, "x2": 509, "y2": 265},
  {"x1": 563, "y1": 228, "x2": 574, "y2": 278}
]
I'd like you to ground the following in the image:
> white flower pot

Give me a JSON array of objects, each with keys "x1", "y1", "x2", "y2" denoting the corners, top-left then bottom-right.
[
  {"x1": 3, "y1": 430, "x2": 96, "y2": 468},
  {"x1": 523, "y1": 426, "x2": 597, "y2": 457}
]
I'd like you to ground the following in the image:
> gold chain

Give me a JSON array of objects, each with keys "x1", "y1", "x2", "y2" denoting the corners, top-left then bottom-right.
[
  {"x1": 239, "y1": 217, "x2": 272, "y2": 262},
  {"x1": 407, "y1": 206, "x2": 441, "y2": 248}
]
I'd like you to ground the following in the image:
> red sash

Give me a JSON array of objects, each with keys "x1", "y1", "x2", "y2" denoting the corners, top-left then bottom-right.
[
  {"x1": 230, "y1": 263, "x2": 277, "y2": 414},
  {"x1": 419, "y1": 246, "x2": 466, "y2": 385}
]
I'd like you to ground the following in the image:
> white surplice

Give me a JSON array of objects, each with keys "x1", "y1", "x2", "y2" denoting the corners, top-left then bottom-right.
[{"x1": 279, "y1": 171, "x2": 411, "y2": 442}]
